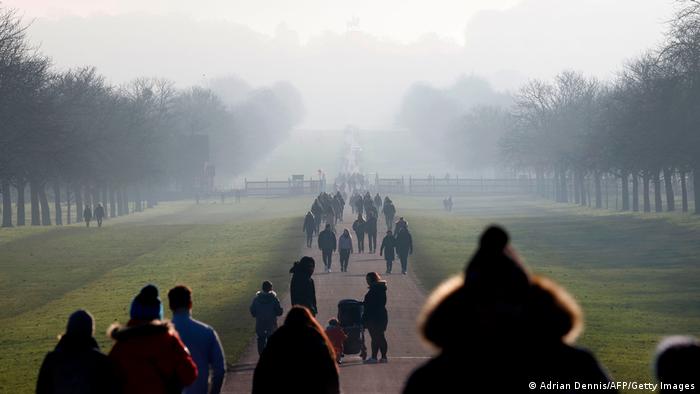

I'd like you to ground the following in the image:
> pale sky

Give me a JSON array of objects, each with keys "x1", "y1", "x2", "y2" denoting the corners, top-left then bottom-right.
[{"x1": 6, "y1": 0, "x2": 678, "y2": 129}]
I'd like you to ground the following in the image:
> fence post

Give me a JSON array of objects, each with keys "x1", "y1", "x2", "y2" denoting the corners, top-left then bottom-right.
[{"x1": 266, "y1": 178, "x2": 269, "y2": 197}]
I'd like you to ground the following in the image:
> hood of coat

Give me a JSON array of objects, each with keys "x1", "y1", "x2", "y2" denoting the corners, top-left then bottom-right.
[
  {"x1": 255, "y1": 291, "x2": 278, "y2": 304},
  {"x1": 109, "y1": 320, "x2": 173, "y2": 341},
  {"x1": 370, "y1": 280, "x2": 388, "y2": 291},
  {"x1": 55, "y1": 334, "x2": 100, "y2": 353}
]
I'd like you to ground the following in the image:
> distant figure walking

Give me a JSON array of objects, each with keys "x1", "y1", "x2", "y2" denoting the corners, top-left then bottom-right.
[
  {"x1": 382, "y1": 199, "x2": 396, "y2": 231},
  {"x1": 303, "y1": 211, "x2": 316, "y2": 248},
  {"x1": 249, "y1": 281, "x2": 284, "y2": 355},
  {"x1": 338, "y1": 229, "x2": 354, "y2": 272},
  {"x1": 352, "y1": 214, "x2": 366, "y2": 253},
  {"x1": 374, "y1": 193, "x2": 382, "y2": 212},
  {"x1": 168, "y1": 285, "x2": 226, "y2": 394},
  {"x1": 36, "y1": 310, "x2": 118, "y2": 394},
  {"x1": 318, "y1": 224, "x2": 337, "y2": 272},
  {"x1": 108, "y1": 284, "x2": 197, "y2": 394},
  {"x1": 83, "y1": 205, "x2": 93, "y2": 228},
  {"x1": 395, "y1": 226, "x2": 413, "y2": 275},
  {"x1": 289, "y1": 257, "x2": 318, "y2": 316},
  {"x1": 380, "y1": 230, "x2": 397, "y2": 274},
  {"x1": 654, "y1": 336, "x2": 700, "y2": 394},
  {"x1": 253, "y1": 306, "x2": 340, "y2": 394},
  {"x1": 366, "y1": 212, "x2": 378, "y2": 253},
  {"x1": 362, "y1": 272, "x2": 388, "y2": 364},
  {"x1": 94, "y1": 203, "x2": 105, "y2": 227},
  {"x1": 325, "y1": 318, "x2": 348, "y2": 364}
]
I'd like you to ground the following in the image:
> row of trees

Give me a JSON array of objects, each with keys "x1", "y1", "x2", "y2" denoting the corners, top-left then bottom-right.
[
  {"x1": 398, "y1": 1, "x2": 700, "y2": 214},
  {"x1": 0, "y1": 7, "x2": 303, "y2": 227}
]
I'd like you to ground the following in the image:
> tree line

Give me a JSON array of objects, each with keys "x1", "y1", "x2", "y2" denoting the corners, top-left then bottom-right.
[
  {"x1": 398, "y1": 0, "x2": 700, "y2": 214},
  {"x1": 0, "y1": 7, "x2": 303, "y2": 227}
]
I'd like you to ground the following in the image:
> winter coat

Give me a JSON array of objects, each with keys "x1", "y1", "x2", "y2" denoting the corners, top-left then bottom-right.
[
  {"x1": 352, "y1": 218, "x2": 366, "y2": 235},
  {"x1": 94, "y1": 206, "x2": 105, "y2": 219},
  {"x1": 382, "y1": 203, "x2": 395, "y2": 217},
  {"x1": 325, "y1": 325, "x2": 348, "y2": 356},
  {"x1": 380, "y1": 235, "x2": 397, "y2": 260},
  {"x1": 338, "y1": 233, "x2": 353, "y2": 251},
  {"x1": 395, "y1": 228, "x2": 413, "y2": 254},
  {"x1": 83, "y1": 207, "x2": 93, "y2": 221},
  {"x1": 365, "y1": 216, "x2": 378, "y2": 235},
  {"x1": 318, "y1": 229, "x2": 337, "y2": 251},
  {"x1": 362, "y1": 281, "x2": 388, "y2": 331},
  {"x1": 290, "y1": 266, "x2": 318, "y2": 315},
  {"x1": 108, "y1": 321, "x2": 197, "y2": 394},
  {"x1": 171, "y1": 312, "x2": 226, "y2": 394},
  {"x1": 253, "y1": 324, "x2": 339, "y2": 394},
  {"x1": 303, "y1": 214, "x2": 316, "y2": 233},
  {"x1": 37, "y1": 335, "x2": 119, "y2": 394},
  {"x1": 250, "y1": 291, "x2": 284, "y2": 332},
  {"x1": 374, "y1": 195, "x2": 382, "y2": 209}
]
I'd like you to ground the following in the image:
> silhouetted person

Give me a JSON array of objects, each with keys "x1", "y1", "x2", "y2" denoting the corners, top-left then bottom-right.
[
  {"x1": 249, "y1": 281, "x2": 283, "y2": 355},
  {"x1": 395, "y1": 216, "x2": 408, "y2": 233},
  {"x1": 83, "y1": 205, "x2": 92, "y2": 228},
  {"x1": 94, "y1": 203, "x2": 105, "y2": 227},
  {"x1": 303, "y1": 211, "x2": 316, "y2": 248},
  {"x1": 37, "y1": 310, "x2": 118, "y2": 394},
  {"x1": 380, "y1": 230, "x2": 397, "y2": 274},
  {"x1": 654, "y1": 336, "x2": 700, "y2": 394},
  {"x1": 366, "y1": 212, "x2": 378, "y2": 253},
  {"x1": 395, "y1": 227, "x2": 413, "y2": 275},
  {"x1": 318, "y1": 224, "x2": 337, "y2": 272},
  {"x1": 352, "y1": 214, "x2": 366, "y2": 253},
  {"x1": 109, "y1": 284, "x2": 197, "y2": 394},
  {"x1": 355, "y1": 195, "x2": 364, "y2": 217},
  {"x1": 374, "y1": 193, "x2": 382, "y2": 211},
  {"x1": 382, "y1": 200, "x2": 396, "y2": 231},
  {"x1": 253, "y1": 306, "x2": 339, "y2": 394},
  {"x1": 338, "y1": 228, "x2": 353, "y2": 272},
  {"x1": 289, "y1": 257, "x2": 318, "y2": 316},
  {"x1": 404, "y1": 226, "x2": 616, "y2": 394},
  {"x1": 362, "y1": 272, "x2": 388, "y2": 363},
  {"x1": 168, "y1": 285, "x2": 226, "y2": 394}
]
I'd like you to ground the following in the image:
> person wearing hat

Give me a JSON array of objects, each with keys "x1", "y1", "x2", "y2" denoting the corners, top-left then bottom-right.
[
  {"x1": 37, "y1": 309, "x2": 118, "y2": 394},
  {"x1": 108, "y1": 284, "x2": 198, "y2": 394}
]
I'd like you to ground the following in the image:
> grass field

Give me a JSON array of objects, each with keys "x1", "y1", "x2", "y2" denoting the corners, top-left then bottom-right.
[
  {"x1": 392, "y1": 194, "x2": 700, "y2": 392},
  {"x1": 0, "y1": 197, "x2": 309, "y2": 393}
]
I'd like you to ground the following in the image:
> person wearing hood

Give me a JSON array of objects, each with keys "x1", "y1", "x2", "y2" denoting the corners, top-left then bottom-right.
[
  {"x1": 250, "y1": 281, "x2": 284, "y2": 355},
  {"x1": 318, "y1": 224, "x2": 337, "y2": 272},
  {"x1": 303, "y1": 212, "x2": 316, "y2": 248},
  {"x1": 338, "y1": 229, "x2": 354, "y2": 272},
  {"x1": 290, "y1": 256, "x2": 318, "y2": 316},
  {"x1": 352, "y1": 214, "x2": 366, "y2": 253},
  {"x1": 380, "y1": 230, "x2": 397, "y2": 274},
  {"x1": 403, "y1": 226, "x2": 615, "y2": 394},
  {"x1": 37, "y1": 309, "x2": 119, "y2": 394},
  {"x1": 362, "y1": 272, "x2": 389, "y2": 364},
  {"x1": 108, "y1": 284, "x2": 197, "y2": 394}
]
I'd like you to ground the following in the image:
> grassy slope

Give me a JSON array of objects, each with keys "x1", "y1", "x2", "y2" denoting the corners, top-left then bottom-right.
[
  {"x1": 0, "y1": 197, "x2": 308, "y2": 393},
  {"x1": 393, "y1": 195, "x2": 700, "y2": 391}
]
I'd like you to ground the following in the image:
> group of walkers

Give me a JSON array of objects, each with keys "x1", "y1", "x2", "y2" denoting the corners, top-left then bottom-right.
[{"x1": 82, "y1": 203, "x2": 105, "y2": 227}]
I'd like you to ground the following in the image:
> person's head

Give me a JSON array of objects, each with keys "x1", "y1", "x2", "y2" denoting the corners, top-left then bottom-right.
[
  {"x1": 262, "y1": 281, "x2": 273, "y2": 293},
  {"x1": 328, "y1": 317, "x2": 339, "y2": 327},
  {"x1": 654, "y1": 336, "x2": 700, "y2": 391},
  {"x1": 366, "y1": 272, "x2": 381, "y2": 286},
  {"x1": 386, "y1": 230, "x2": 392, "y2": 236},
  {"x1": 168, "y1": 285, "x2": 193, "y2": 313},
  {"x1": 325, "y1": 223, "x2": 331, "y2": 230},
  {"x1": 130, "y1": 284, "x2": 163, "y2": 321},
  {"x1": 343, "y1": 229, "x2": 350, "y2": 236},
  {"x1": 65, "y1": 309, "x2": 94, "y2": 338},
  {"x1": 300, "y1": 256, "x2": 315, "y2": 275}
]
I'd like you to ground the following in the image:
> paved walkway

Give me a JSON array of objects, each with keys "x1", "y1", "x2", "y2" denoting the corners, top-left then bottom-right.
[{"x1": 222, "y1": 213, "x2": 431, "y2": 394}]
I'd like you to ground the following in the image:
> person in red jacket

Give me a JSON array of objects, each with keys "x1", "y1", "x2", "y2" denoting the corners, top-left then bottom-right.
[
  {"x1": 108, "y1": 284, "x2": 197, "y2": 394},
  {"x1": 325, "y1": 318, "x2": 348, "y2": 364}
]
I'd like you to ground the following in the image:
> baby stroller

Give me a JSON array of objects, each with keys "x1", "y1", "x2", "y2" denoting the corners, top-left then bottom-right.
[{"x1": 337, "y1": 299, "x2": 367, "y2": 360}]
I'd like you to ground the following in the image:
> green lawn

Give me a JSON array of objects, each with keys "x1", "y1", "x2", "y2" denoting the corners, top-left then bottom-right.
[
  {"x1": 393, "y1": 194, "x2": 700, "y2": 393},
  {"x1": 0, "y1": 197, "x2": 309, "y2": 393}
]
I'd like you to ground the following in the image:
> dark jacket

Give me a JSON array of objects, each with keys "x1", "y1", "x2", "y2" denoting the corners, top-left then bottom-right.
[
  {"x1": 352, "y1": 218, "x2": 366, "y2": 235},
  {"x1": 380, "y1": 235, "x2": 396, "y2": 260},
  {"x1": 395, "y1": 229, "x2": 413, "y2": 254},
  {"x1": 108, "y1": 321, "x2": 197, "y2": 394},
  {"x1": 290, "y1": 266, "x2": 318, "y2": 315},
  {"x1": 365, "y1": 216, "x2": 378, "y2": 235},
  {"x1": 253, "y1": 325, "x2": 339, "y2": 394},
  {"x1": 362, "y1": 281, "x2": 388, "y2": 331},
  {"x1": 250, "y1": 291, "x2": 284, "y2": 332},
  {"x1": 94, "y1": 205, "x2": 105, "y2": 219},
  {"x1": 318, "y1": 229, "x2": 337, "y2": 251},
  {"x1": 382, "y1": 203, "x2": 395, "y2": 217},
  {"x1": 83, "y1": 207, "x2": 93, "y2": 221},
  {"x1": 37, "y1": 335, "x2": 118, "y2": 394},
  {"x1": 303, "y1": 213, "x2": 316, "y2": 234}
]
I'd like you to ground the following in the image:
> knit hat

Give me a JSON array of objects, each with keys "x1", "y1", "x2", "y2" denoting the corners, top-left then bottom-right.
[
  {"x1": 129, "y1": 284, "x2": 163, "y2": 321},
  {"x1": 66, "y1": 309, "x2": 94, "y2": 337}
]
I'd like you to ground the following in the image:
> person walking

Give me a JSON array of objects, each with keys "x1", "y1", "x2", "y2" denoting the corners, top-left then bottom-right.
[
  {"x1": 318, "y1": 224, "x2": 337, "y2": 272},
  {"x1": 366, "y1": 212, "x2": 378, "y2": 253},
  {"x1": 362, "y1": 272, "x2": 388, "y2": 364},
  {"x1": 168, "y1": 285, "x2": 226, "y2": 394},
  {"x1": 249, "y1": 281, "x2": 284, "y2": 355},
  {"x1": 352, "y1": 214, "x2": 366, "y2": 253},
  {"x1": 94, "y1": 203, "x2": 105, "y2": 227},
  {"x1": 108, "y1": 284, "x2": 198, "y2": 394},
  {"x1": 303, "y1": 211, "x2": 316, "y2": 248},
  {"x1": 253, "y1": 306, "x2": 340, "y2": 394},
  {"x1": 83, "y1": 205, "x2": 93, "y2": 228},
  {"x1": 382, "y1": 200, "x2": 395, "y2": 231},
  {"x1": 36, "y1": 310, "x2": 118, "y2": 394},
  {"x1": 338, "y1": 229, "x2": 354, "y2": 272},
  {"x1": 395, "y1": 226, "x2": 413, "y2": 275},
  {"x1": 289, "y1": 257, "x2": 318, "y2": 316},
  {"x1": 379, "y1": 230, "x2": 397, "y2": 274}
]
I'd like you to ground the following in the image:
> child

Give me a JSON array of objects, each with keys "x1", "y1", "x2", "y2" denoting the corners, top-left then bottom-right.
[
  {"x1": 250, "y1": 281, "x2": 284, "y2": 355},
  {"x1": 325, "y1": 318, "x2": 348, "y2": 364}
]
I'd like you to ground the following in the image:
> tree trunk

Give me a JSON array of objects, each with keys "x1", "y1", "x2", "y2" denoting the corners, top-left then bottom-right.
[
  {"x1": 594, "y1": 172, "x2": 602, "y2": 208},
  {"x1": 16, "y1": 180, "x2": 26, "y2": 226},
  {"x1": 134, "y1": 186, "x2": 142, "y2": 212},
  {"x1": 579, "y1": 173, "x2": 587, "y2": 206},
  {"x1": 39, "y1": 184, "x2": 51, "y2": 226},
  {"x1": 643, "y1": 175, "x2": 651, "y2": 213},
  {"x1": 680, "y1": 171, "x2": 688, "y2": 213},
  {"x1": 116, "y1": 187, "x2": 124, "y2": 216},
  {"x1": 694, "y1": 169, "x2": 700, "y2": 215},
  {"x1": 66, "y1": 186, "x2": 72, "y2": 225},
  {"x1": 53, "y1": 181, "x2": 62, "y2": 225},
  {"x1": 75, "y1": 184, "x2": 83, "y2": 223},
  {"x1": 632, "y1": 174, "x2": 639, "y2": 212},
  {"x1": 663, "y1": 168, "x2": 675, "y2": 212},
  {"x1": 109, "y1": 187, "x2": 116, "y2": 218},
  {"x1": 30, "y1": 180, "x2": 41, "y2": 226},
  {"x1": 559, "y1": 169, "x2": 568, "y2": 203},
  {"x1": 654, "y1": 170, "x2": 663, "y2": 213},
  {"x1": 1, "y1": 179, "x2": 12, "y2": 227},
  {"x1": 536, "y1": 167, "x2": 545, "y2": 197},
  {"x1": 573, "y1": 171, "x2": 581, "y2": 204},
  {"x1": 621, "y1": 172, "x2": 630, "y2": 211}
]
